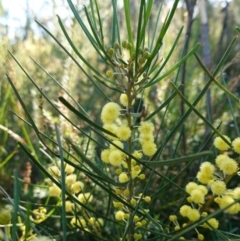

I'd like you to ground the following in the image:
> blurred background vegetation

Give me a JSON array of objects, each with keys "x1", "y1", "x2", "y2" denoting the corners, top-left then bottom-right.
[{"x1": 0, "y1": 0, "x2": 240, "y2": 238}]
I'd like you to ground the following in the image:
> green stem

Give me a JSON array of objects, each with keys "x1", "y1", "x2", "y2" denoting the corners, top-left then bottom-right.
[{"x1": 123, "y1": 0, "x2": 134, "y2": 51}]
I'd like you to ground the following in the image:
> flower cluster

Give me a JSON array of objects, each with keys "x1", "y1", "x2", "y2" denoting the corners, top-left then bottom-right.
[
  {"x1": 169, "y1": 135, "x2": 240, "y2": 240},
  {"x1": 47, "y1": 160, "x2": 102, "y2": 230}
]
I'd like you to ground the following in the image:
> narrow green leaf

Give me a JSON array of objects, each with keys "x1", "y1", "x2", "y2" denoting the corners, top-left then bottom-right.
[
  {"x1": 145, "y1": 151, "x2": 212, "y2": 165},
  {"x1": 145, "y1": 85, "x2": 183, "y2": 121},
  {"x1": 123, "y1": 0, "x2": 134, "y2": 49},
  {"x1": 155, "y1": 36, "x2": 237, "y2": 154},
  {"x1": 55, "y1": 124, "x2": 67, "y2": 241},
  {"x1": 146, "y1": 43, "x2": 200, "y2": 87},
  {"x1": 36, "y1": 20, "x2": 111, "y2": 101},
  {"x1": 149, "y1": 26, "x2": 183, "y2": 78},
  {"x1": 170, "y1": 81, "x2": 232, "y2": 145},
  {"x1": 195, "y1": 53, "x2": 239, "y2": 103}
]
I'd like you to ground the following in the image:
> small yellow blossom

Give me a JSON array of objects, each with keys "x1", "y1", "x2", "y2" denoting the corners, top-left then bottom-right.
[
  {"x1": 101, "y1": 102, "x2": 121, "y2": 124},
  {"x1": 142, "y1": 142, "x2": 157, "y2": 156},
  {"x1": 138, "y1": 173, "x2": 145, "y2": 180},
  {"x1": 109, "y1": 150, "x2": 123, "y2": 166},
  {"x1": 179, "y1": 205, "x2": 191, "y2": 217},
  {"x1": 101, "y1": 149, "x2": 110, "y2": 163},
  {"x1": 138, "y1": 121, "x2": 154, "y2": 134},
  {"x1": 65, "y1": 201, "x2": 73, "y2": 212},
  {"x1": 215, "y1": 195, "x2": 240, "y2": 214},
  {"x1": 187, "y1": 209, "x2": 200, "y2": 222},
  {"x1": 65, "y1": 174, "x2": 77, "y2": 186},
  {"x1": 189, "y1": 189, "x2": 205, "y2": 204},
  {"x1": 115, "y1": 210, "x2": 125, "y2": 221},
  {"x1": 78, "y1": 192, "x2": 93, "y2": 204},
  {"x1": 144, "y1": 196, "x2": 151, "y2": 203},
  {"x1": 197, "y1": 185, "x2": 208, "y2": 196},
  {"x1": 64, "y1": 164, "x2": 75, "y2": 174},
  {"x1": 133, "y1": 215, "x2": 140, "y2": 222},
  {"x1": 133, "y1": 233, "x2": 142, "y2": 240},
  {"x1": 185, "y1": 182, "x2": 198, "y2": 194},
  {"x1": 139, "y1": 133, "x2": 154, "y2": 144},
  {"x1": 70, "y1": 217, "x2": 86, "y2": 227},
  {"x1": 215, "y1": 154, "x2": 229, "y2": 168},
  {"x1": 200, "y1": 162, "x2": 215, "y2": 175},
  {"x1": 120, "y1": 93, "x2": 128, "y2": 107},
  {"x1": 232, "y1": 137, "x2": 240, "y2": 154},
  {"x1": 234, "y1": 187, "x2": 240, "y2": 199},
  {"x1": 119, "y1": 172, "x2": 129, "y2": 183},
  {"x1": 113, "y1": 201, "x2": 123, "y2": 209},
  {"x1": 218, "y1": 158, "x2": 238, "y2": 175},
  {"x1": 71, "y1": 181, "x2": 84, "y2": 194},
  {"x1": 196, "y1": 171, "x2": 213, "y2": 184},
  {"x1": 198, "y1": 233, "x2": 204, "y2": 240},
  {"x1": 48, "y1": 166, "x2": 60, "y2": 178},
  {"x1": 49, "y1": 184, "x2": 61, "y2": 197},
  {"x1": 213, "y1": 135, "x2": 231, "y2": 151},
  {"x1": 169, "y1": 215, "x2": 177, "y2": 221},
  {"x1": 133, "y1": 150, "x2": 143, "y2": 160},
  {"x1": 116, "y1": 126, "x2": 131, "y2": 141},
  {"x1": 136, "y1": 222, "x2": 142, "y2": 228},
  {"x1": 210, "y1": 180, "x2": 226, "y2": 195},
  {"x1": 203, "y1": 218, "x2": 219, "y2": 230}
]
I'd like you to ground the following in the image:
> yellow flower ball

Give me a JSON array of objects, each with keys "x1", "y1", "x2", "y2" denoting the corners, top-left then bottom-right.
[
  {"x1": 109, "y1": 150, "x2": 123, "y2": 166},
  {"x1": 65, "y1": 174, "x2": 77, "y2": 186},
  {"x1": 203, "y1": 218, "x2": 219, "y2": 230},
  {"x1": 142, "y1": 142, "x2": 157, "y2": 156},
  {"x1": 119, "y1": 93, "x2": 128, "y2": 107},
  {"x1": 169, "y1": 215, "x2": 177, "y2": 221},
  {"x1": 116, "y1": 126, "x2": 131, "y2": 141},
  {"x1": 138, "y1": 121, "x2": 154, "y2": 135},
  {"x1": 70, "y1": 217, "x2": 86, "y2": 227},
  {"x1": 78, "y1": 192, "x2": 93, "y2": 204},
  {"x1": 196, "y1": 171, "x2": 213, "y2": 184},
  {"x1": 132, "y1": 150, "x2": 143, "y2": 160},
  {"x1": 190, "y1": 189, "x2": 205, "y2": 204},
  {"x1": 200, "y1": 162, "x2": 215, "y2": 176},
  {"x1": 219, "y1": 157, "x2": 238, "y2": 175},
  {"x1": 71, "y1": 181, "x2": 84, "y2": 194},
  {"x1": 210, "y1": 180, "x2": 226, "y2": 195},
  {"x1": 215, "y1": 195, "x2": 239, "y2": 214},
  {"x1": 101, "y1": 149, "x2": 110, "y2": 163},
  {"x1": 119, "y1": 172, "x2": 129, "y2": 183},
  {"x1": 213, "y1": 135, "x2": 231, "y2": 151},
  {"x1": 101, "y1": 102, "x2": 121, "y2": 124},
  {"x1": 139, "y1": 133, "x2": 154, "y2": 144},
  {"x1": 48, "y1": 166, "x2": 60, "y2": 178},
  {"x1": 49, "y1": 184, "x2": 61, "y2": 197},
  {"x1": 65, "y1": 201, "x2": 73, "y2": 212},
  {"x1": 115, "y1": 210, "x2": 125, "y2": 221},
  {"x1": 185, "y1": 182, "x2": 198, "y2": 194},
  {"x1": 234, "y1": 187, "x2": 240, "y2": 199},
  {"x1": 215, "y1": 154, "x2": 229, "y2": 169},
  {"x1": 179, "y1": 205, "x2": 191, "y2": 217},
  {"x1": 187, "y1": 209, "x2": 200, "y2": 222},
  {"x1": 232, "y1": 137, "x2": 240, "y2": 154},
  {"x1": 198, "y1": 234, "x2": 204, "y2": 241},
  {"x1": 197, "y1": 185, "x2": 208, "y2": 196},
  {"x1": 64, "y1": 164, "x2": 75, "y2": 174},
  {"x1": 0, "y1": 210, "x2": 11, "y2": 225},
  {"x1": 144, "y1": 196, "x2": 151, "y2": 203}
]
